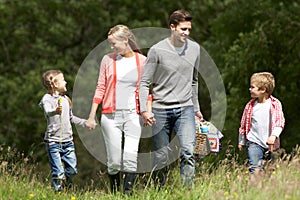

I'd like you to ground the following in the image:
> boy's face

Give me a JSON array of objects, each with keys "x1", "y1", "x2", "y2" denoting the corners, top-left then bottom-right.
[
  {"x1": 53, "y1": 73, "x2": 67, "y2": 93},
  {"x1": 249, "y1": 81, "x2": 265, "y2": 99}
]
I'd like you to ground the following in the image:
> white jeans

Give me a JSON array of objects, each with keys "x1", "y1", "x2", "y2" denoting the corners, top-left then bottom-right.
[{"x1": 101, "y1": 109, "x2": 142, "y2": 175}]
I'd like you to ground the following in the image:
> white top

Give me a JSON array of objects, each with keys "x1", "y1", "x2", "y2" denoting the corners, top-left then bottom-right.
[
  {"x1": 115, "y1": 55, "x2": 138, "y2": 110},
  {"x1": 247, "y1": 98, "x2": 271, "y2": 148}
]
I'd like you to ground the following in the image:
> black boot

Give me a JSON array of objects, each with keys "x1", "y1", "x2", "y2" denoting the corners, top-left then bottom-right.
[
  {"x1": 152, "y1": 167, "x2": 167, "y2": 189},
  {"x1": 123, "y1": 172, "x2": 136, "y2": 195},
  {"x1": 108, "y1": 172, "x2": 120, "y2": 193}
]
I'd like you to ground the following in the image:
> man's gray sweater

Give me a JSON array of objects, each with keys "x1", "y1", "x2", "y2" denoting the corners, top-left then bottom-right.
[{"x1": 139, "y1": 38, "x2": 200, "y2": 112}]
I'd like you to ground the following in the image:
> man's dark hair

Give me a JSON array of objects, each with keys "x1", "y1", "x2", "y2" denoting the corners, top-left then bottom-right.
[{"x1": 169, "y1": 10, "x2": 192, "y2": 27}]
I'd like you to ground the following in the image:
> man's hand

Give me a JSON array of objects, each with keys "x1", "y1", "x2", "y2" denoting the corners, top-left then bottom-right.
[
  {"x1": 141, "y1": 111, "x2": 156, "y2": 126},
  {"x1": 195, "y1": 111, "x2": 203, "y2": 120}
]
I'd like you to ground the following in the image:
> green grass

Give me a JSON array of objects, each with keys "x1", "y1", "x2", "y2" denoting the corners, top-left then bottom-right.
[{"x1": 0, "y1": 145, "x2": 300, "y2": 200}]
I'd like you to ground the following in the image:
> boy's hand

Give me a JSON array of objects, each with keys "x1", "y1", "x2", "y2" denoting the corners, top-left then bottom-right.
[
  {"x1": 238, "y1": 144, "x2": 243, "y2": 151},
  {"x1": 56, "y1": 106, "x2": 62, "y2": 115},
  {"x1": 266, "y1": 135, "x2": 276, "y2": 145}
]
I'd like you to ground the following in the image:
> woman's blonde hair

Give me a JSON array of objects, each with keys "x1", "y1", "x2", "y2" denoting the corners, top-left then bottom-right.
[
  {"x1": 251, "y1": 72, "x2": 275, "y2": 95},
  {"x1": 42, "y1": 69, "x2": 62, "y2": 94},
  {"x1": 108, "y1": 24, "x2": 142, "y2": 54}
]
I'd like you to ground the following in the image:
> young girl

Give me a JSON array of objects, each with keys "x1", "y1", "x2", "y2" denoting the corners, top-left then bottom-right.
[{"x1": 39, "y1": 70, "x2": 89, "y2": 191}]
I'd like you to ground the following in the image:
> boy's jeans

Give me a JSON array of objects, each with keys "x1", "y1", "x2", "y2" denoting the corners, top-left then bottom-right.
[
  {"x1": 151, "y1": 106, "x2": 195, "y2": 187},
  {"x1": 46, "y1": 141, "x2": 77, "y2": 191},
  {"x1": 246, "y1": 141, "x2": 269, "y2": 174}
]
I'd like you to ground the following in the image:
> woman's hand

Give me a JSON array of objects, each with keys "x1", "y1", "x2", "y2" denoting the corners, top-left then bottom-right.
[{"x1": 85, "y1": 118, "x2": 97, "y2": 130}]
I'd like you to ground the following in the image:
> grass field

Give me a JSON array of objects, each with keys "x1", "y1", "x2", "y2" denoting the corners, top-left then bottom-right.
[{"x1": 0, "y1": 145, "x2": 299, "y2": 200}]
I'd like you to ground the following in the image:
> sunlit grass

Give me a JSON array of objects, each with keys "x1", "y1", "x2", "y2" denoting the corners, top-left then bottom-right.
[{"x1": 0, "y1": 145, "x2": 299, "y2": 199}]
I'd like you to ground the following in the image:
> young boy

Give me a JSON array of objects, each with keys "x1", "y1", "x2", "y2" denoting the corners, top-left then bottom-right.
[{"x1": 238, "y1": 72, "x2": 285, "y2": 178}]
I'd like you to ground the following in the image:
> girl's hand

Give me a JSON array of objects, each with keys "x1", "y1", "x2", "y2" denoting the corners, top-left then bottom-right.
[{"x1": 56, "y1": 106, "x2": 62, "y2": 115}]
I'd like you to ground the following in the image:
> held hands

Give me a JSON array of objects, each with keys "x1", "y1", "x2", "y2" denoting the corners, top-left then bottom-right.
[
  {"x1": 141, "y1": 111, "x2": 156, "y2": 126},
  {"x1": 85, "y1": 118, "x2": 97, "y2": 130}
]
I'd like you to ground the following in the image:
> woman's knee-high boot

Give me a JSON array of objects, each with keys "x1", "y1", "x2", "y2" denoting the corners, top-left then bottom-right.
[{"x1": 123, "y1": 172, "x2": 136, "y2": 195}]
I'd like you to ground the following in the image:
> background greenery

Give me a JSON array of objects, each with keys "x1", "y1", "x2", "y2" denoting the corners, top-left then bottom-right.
[{"x1": 0, "y1": 0, "x2": 299, "y2": 189}]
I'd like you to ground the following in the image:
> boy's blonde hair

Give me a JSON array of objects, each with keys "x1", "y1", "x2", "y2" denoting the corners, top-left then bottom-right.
[
  {"x1": 251, "y1": 72, "x2": 275, "y2": 95},
  {"x1": 42, "y1": 70, "x2": 62, "y2": 94}
]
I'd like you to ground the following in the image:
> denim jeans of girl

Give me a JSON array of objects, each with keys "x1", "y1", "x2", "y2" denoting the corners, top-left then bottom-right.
[
  {"x1": 151, "y1": 106, "x2": 195, "y2": 188},
  {"x1": 101, "y1": 109, "x2": 142, "y2": 175},
  {"x1": 46, "y1": 141, "x2": 77, "y2": 191},
  {"x1": 246, "y1": 141, "x2": 269, "y2": 174}
]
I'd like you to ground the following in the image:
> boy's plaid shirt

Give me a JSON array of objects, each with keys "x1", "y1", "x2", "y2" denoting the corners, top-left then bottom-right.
[{"x1": 239, "y1": 95, "x2": 285, "y2": 149}]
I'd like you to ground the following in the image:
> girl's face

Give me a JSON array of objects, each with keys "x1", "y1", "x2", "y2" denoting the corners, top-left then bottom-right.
[
  {"x1": 53, "y1": 73, "x2": 67, "y2": 93},
  {"x1": 249, "y1": 81, "x2": 265, "y2": 99},
  {"x1": 108, "y1": 34, "x2": 129, "y2": 55}
]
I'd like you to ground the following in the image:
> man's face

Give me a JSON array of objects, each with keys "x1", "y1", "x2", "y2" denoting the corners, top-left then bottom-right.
[{"x1": 170, "y1": 21, "x2": 192, "y2": 46}]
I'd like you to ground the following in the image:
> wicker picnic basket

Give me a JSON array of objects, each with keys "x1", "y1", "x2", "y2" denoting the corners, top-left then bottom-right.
[{"x1": 194, "y1": 118, "x2": 211, "y2": 156}]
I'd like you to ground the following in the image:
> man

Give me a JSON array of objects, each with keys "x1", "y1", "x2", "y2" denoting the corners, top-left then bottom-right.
[{"x1": 139, "y1": 9, "x2": 203, "y2": 188}]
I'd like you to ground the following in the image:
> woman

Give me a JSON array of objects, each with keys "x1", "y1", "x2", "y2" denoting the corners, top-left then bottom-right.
[{"x1": 86, "y1": 25, "x2": 146, "y2": 194}]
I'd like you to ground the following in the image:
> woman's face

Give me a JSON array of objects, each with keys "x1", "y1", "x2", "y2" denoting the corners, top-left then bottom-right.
[{"x1": 108, "y1": 34, "x2": 128, "y2": 55}]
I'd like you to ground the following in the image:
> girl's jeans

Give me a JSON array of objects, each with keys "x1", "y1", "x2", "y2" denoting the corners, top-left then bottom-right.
[
  {"x1": 46, "y1": 141, "x2": 77, "y2": 191},
  {"x1": 101, "y1": 109, "x2": 142, "y2": 175},
  {"x1": 246, "y1": 141, "x2": 269, "y2": 174},
  {"x1": 151, "y1": 106, "x2": 195, "y2": 187}
]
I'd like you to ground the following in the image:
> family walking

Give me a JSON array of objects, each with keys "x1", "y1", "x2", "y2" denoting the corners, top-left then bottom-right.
[{"x1": 39, "y1": 9, "x2": 285, "y2": 194}]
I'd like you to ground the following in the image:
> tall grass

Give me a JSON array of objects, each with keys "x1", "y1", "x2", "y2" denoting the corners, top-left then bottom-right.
[{"x1": 0, "y1": 145, "x2": 299, "y2": 200}]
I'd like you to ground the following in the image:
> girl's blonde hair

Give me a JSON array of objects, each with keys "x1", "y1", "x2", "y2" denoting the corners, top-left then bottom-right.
[
  {"x1": 42, "y1": 69, "x2": 72, "y2": 106},
  {"x1": 42, "y1": 70, "x2": 62, "y2": 94},
  {"x1": 251, "y1": 72, "x2": 275, "y2": 95},
  {"x1": 108, "y1": 24, "x2": 142, "y2": 54}
]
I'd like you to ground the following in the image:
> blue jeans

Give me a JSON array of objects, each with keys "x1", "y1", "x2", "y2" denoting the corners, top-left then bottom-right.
[
  {"x1": 246, "y1": 141, "x2": 269, "y2": 174},
  {"x1": 46, "y1": 141, "x2": 77, "y2": 191},
  {"x1": 151, "y1": 106, "x2": 195, "y2": 187}
]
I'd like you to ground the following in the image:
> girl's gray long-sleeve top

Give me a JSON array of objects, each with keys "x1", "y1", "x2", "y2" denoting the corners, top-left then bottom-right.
[
  {"x1": 39, "y1": 94, "x2": 86, "y2": 142},
  {"x1": 139, "y1": 38, "x2": 201, "y2": 113}
]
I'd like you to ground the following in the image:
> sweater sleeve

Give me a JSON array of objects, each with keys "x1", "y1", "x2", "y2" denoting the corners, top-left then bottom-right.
[
  {"x1": 192, "y1": 52, "x2": 200, "y2": 112},
  {"x1": 39, "y1": 99, "x2": 57, "y2": 117},
  {"x1": 93, "y1": 55, "x2": 109, "y2": 104},
  {"x1": 70, "y1": 109, "x2": 86, "y2": 127},
  {"x1": 139, "y1": 48, "x2": 158, "y2": 113}
]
